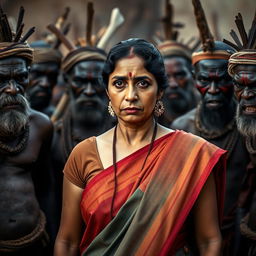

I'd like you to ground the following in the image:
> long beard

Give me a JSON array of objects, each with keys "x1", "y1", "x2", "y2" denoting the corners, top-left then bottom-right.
[
  {"x1": 70, "y1": 94, "x2": 107, "y2": 127},
  {"x1": 236, "y1": 104, "x2": 256, "y2": 137},
  {"x1": 73, "y1": 105, "x2": 105, "y2": 127},
  {"x1": 0, "y1": 94, "x2": 30, "y2": 137}
]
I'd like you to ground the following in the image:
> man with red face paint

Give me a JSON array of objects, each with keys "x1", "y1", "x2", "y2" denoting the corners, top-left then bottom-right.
[
  {"x1": 172, "y1": 40, "x2": 251, "y2": 256},
  {"x1": 226, "y1": 10, "x2": 256, "y2": 256},
  {"x1": 157, "y1": 41, "x2": 199, "y2": 127},
  {"x1": 229, "y1": 61, "x2": 256, "y2": 256}
]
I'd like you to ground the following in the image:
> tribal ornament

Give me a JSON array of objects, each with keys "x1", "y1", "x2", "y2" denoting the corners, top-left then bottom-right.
[
  {"x1": 157, "y1": 0, "x2": 200, "y2": 60},
  {"x1": 225, "y1": 11, "x2": 256, "y2": 76}
]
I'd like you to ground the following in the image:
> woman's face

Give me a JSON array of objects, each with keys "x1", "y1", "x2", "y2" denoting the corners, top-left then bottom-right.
[{"x1": 108, "y1": 55, "x2": 161, "y2": 125}]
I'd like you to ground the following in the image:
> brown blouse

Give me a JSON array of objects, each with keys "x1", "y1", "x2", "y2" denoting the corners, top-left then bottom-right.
[{"x1": 63, "y1": 137, "x2": 104, "y2": 188}]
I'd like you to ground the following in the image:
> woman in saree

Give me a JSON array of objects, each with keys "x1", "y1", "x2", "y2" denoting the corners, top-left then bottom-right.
[{"x1": 54, "y1": 38, "x2": 226, "y2": 256}]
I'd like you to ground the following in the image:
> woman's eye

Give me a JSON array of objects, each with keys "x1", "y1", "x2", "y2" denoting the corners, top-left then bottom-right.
[
  {"x1": 137, "y1": 80, "x2": 150, "y2": 88},
  {"x1": 113, "y1": 80, "x2": 124, "y2": 88}
]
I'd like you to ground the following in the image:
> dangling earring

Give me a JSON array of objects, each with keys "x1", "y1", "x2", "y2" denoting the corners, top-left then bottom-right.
[
  {"x1": 108, "y1": 101, "x2": 115, "y2": 117},
  {"x1": 154, "y1": 100, "x2": 164, "y2": 117}
]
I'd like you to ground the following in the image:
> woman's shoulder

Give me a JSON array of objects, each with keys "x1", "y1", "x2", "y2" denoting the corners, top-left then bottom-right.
[{"x1": 72, "y1": 136, "x2": 97, "y2": 155}]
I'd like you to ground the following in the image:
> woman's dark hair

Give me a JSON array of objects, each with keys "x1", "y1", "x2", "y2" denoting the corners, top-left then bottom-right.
[{"x1": 101, "y1": 38, "x2": 169, "y2": 91}]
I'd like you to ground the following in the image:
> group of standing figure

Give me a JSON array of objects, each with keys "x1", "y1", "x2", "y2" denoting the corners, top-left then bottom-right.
[{"x1": 0, "y1": 0, "x2": 256, "y2": 256}]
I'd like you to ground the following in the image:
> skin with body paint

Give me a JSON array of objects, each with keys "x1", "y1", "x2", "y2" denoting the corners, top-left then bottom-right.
[
  {"x1": 159, "y1": 56, "x2": 198, "y2": 127},
  {"x1": 233, "y1": 64, "x2": 256, "y2": 138},
  {"x1": 27, "y1": 61, "x2": 59, "y2": 116},
  {"x1": 0, "y1": 56, "x2": 56, "y2": 254},
  {"x1": 194, "y1": 59, "x2": 235, "y2": 130},
  {"x1": 66, "y1": 60, "x2": 108, "y2": 126},
  {"x1": 232, "y1": 64, "x2": 256, "y2": 242}
]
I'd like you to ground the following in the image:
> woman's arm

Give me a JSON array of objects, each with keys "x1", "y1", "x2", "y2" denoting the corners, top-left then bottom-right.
[
  {"x1": 54, "y1": 177, "x2": 84, "y2": 256},
  {"x1": 193, "y1": 172, "x2": 222, "y2": 256}
]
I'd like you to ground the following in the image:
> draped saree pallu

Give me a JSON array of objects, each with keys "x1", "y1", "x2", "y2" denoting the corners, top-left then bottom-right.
[{"x1": 80, "y1": 130, "x2": 226, "y2": 255}]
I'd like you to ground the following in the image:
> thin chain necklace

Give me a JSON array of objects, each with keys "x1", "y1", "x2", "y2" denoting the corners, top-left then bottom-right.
[{"x1": 110, "y1": 121, "x2": 158, "y2": 219}]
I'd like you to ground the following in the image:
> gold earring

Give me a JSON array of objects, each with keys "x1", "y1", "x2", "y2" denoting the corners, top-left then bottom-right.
[
  {"x1": 108, "y1": 101, "x2": 115, "y2": 117},
  {"x1": 154, "y1": 100, "x2": 164, "y2": 117}
]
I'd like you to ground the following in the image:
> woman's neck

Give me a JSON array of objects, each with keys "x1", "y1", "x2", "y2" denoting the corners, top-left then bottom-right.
[{"x1": 116, "y1": 118, "x2": 156, "y2": 147}]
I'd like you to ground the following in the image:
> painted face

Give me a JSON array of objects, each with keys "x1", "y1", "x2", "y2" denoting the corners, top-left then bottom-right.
[
  {"x1": 194, "y1": 59, "x2": 233, "y2": 110},
  {"x1": 68, "y1": 60, "x2": 105, "y2": 97},
  {"x1": 233, "y1": 64, "x2": 256, "y2": 137},
  {"x1": 163, "y1": 56, "x2": 195, "y2": 115},
  {"x1": 0, "y1": 57, "x2": 29, "y2": 97},
  {"x1": 108, "y1": 55, "x2": 161, "y2": 125},
  {"x1": 66, "y1": 60, "x2": 108, "y2": 124},
  {"x1": 0, "y1": 57, "x2": 30, "y2": 136},
  {"x1": 27, "y1": 62, "x2": 59, "y2": 110}
]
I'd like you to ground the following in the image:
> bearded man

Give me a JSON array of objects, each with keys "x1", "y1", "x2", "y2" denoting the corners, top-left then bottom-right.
[
  {"x1": 0, "y1": 7, "x2": 56, "y2": 256},
  {"x1": 157, "y1": 41, "x2": 199, "y2": 127},
  {"x1": 171, "y1": 1, "x2": 251, "y2": 255},
  {"x1": 226, "y1": 10, "x2": 256, "y2": 256}
]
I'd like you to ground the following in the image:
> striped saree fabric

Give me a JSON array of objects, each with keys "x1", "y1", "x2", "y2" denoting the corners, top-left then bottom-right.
[{"x1": 80, "y1": 130, "x2": 226, "y2": 255}]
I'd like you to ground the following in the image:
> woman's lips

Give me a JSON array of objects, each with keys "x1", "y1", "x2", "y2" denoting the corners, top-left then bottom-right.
[{"x1": 123, "y1": 107, "x2": 141, "y2": 114}]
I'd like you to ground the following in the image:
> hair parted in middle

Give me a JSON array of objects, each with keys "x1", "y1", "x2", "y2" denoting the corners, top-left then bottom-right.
[{"x1": 101, "y1": 38, "x2": 169, "y2": 91}]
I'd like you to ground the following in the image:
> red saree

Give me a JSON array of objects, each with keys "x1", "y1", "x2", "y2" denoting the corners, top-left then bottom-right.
[{"x1": 80, "y1": 130, "x2": 226, "y2": 255}]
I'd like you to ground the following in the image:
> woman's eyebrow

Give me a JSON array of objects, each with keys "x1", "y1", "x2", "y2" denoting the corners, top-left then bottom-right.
[{"x1": 111, "y1": 76, "x2": 127, "y2": 80}]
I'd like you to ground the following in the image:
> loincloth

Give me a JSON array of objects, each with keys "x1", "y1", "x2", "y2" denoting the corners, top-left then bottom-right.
[{"x1": 0, "y1": 211, "x2": 49, "y2": 252}]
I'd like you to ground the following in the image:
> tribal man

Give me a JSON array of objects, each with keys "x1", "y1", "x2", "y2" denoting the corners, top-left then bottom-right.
[
  {"x1": 26, "y1": 8, "x2": 70, "y2": 117},
  {"x1": 27, "y1": 40, "x2": 62, "y2": 117},
  {"x1": 157, "y1": 41, "x2": 199, "y2": 127},
  {"x1": 171, "y1": 1, "x2": 250, "y2": 255},
  {"x1": 0, "y1": 6, "x2": 56, "y2": 256},
  {"x1": 226, "y1": 10, "x2": 256, "y2": 256},
  {"x1": 157, "y1": 0, "x2": 199, "y2": 127}
]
